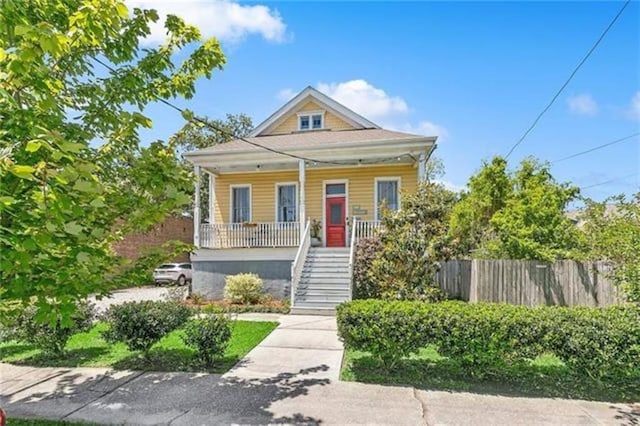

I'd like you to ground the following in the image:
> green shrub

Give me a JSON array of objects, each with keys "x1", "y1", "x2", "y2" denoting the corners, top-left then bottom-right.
[
  {"x1": 337, "y1": 300, "x2": 640, "y2": 376},
  {"x1": 546, "y1": 305, "x2": 640, "y2": 376},
  {"x1": 352, "y1": 237, "x2": 384, "y2": 299},
  {"x1": 224, "y1": 273, "x2": 263, "y2": 305},
  {"x1": 369, "y1": 181, "x2": 455, "y2": 301},
  {"x1": 430, "y1": 302, "x2": 551, "y2": 372},
  {"x1": 103, "y1": 301, "x2": 192, "y2": 355},
  {"x1": 12, "y1": 301, "x2": 95, "y2": 354},
  {"x1": 337, "y1": 300, "x2": 433, "y2": 368},
  {"x1": 182, "y1": 316, "x2": 232, "y2": 365}
]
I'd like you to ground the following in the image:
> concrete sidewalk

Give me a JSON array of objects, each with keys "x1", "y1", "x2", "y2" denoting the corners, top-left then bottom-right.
[{"x1": 1, "y1": 314, "x2": 638, "y2": 425}]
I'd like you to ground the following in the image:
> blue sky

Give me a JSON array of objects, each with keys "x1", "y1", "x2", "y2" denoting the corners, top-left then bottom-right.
[{"x1": 131, "y1": 1, "x2": 640, "y2": 201}]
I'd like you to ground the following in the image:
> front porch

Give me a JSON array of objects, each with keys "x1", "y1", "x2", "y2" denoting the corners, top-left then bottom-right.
[{"x1": 198, "y1": 220, "x2": 381, "y2": 249}]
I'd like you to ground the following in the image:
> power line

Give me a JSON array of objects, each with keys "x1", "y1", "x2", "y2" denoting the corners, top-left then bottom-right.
[
  {"x1": 504, "y1": 0, "x2": 631, "y2": 159},
  {"x1": 551, "y1": 132, "x2": 640, "y2": 164},
  {"x1": 580, "y1": 172, "x2": 638, "y2": 190},
  {"x1": 91, "y1": 56, "x2": 424, "y2": 167}
]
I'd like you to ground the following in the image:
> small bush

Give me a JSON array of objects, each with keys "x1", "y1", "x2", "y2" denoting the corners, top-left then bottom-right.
[
  {"x1": 337, "y1": 300, "x2": 640, "y2": 376},
  {"x1": 103, "y1": 301, "x2": 192, "y2": 355},
  {"x1": 182, "y1": 316, "x2": 232, "y2": 365},
  {"x1": 352, "y1": 237, "x2": 384, "y2": 299},
  {"x1": 12, "y1": 301, "x2": 95, "y2": 354},
  {"x1": 224, "y1": 273, "x2": 263, "y2": 305}
]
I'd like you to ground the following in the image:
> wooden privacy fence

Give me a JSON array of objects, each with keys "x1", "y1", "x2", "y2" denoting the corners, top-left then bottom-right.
[{"x1": 434, "y1": 260, "x2": 624, "y2": 307}]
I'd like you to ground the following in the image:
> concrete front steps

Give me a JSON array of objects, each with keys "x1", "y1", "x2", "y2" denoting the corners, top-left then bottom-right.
[{"x1": 290, "y1": 247, "x2": 351, "y2": 315}]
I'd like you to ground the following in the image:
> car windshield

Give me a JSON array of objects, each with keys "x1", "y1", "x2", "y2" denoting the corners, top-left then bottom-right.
[{"x1": 157, "y1": 264, "x2": 178, "y2": 269}]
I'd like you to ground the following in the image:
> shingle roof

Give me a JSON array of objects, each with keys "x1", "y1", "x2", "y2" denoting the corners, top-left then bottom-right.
[{"x1": 189, "y1": 128, "x2": 432, "y2": 155}]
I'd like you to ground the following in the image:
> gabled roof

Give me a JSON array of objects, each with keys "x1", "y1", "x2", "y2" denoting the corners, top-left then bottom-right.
[{"x1": 248, "y1": 86, "x2": 380, "y2": 137}]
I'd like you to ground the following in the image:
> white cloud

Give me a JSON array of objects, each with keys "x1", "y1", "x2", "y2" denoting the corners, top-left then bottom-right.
[
  {"x1": 567, "y1": 93, "x2": 598, "y2": 116},
  {"x1": 434, "y1": 179, "x2": 466, "y2": 193},
  {"x1": 316, "y1": 79, "x2": 409, "y2": 121},
  {"x1": 276, "y1": 88, "x2": 296, "y2": 102},
  {"x1": 126, "y1": 0, "x2": 288, "y2": 45},
  {"x1": 627, "y1": 91, "x2": 640, "y2": 121},
  {"x1": 392, "y1": 120, "x2": 450, "y2": 140}
]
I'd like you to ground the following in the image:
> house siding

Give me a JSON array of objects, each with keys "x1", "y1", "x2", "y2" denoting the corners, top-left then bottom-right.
[
  {"x1": 269, "y1": 100, "x2": 355, "y2": 135},
  {"x1": 213, "y1": 164, "x2": 418, "y2": 224}
]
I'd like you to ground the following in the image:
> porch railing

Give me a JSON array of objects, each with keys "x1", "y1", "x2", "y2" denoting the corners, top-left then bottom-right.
[
  {"x1": 352, "y1": 220, "x2": 381, "y2": 242},
  {"x1": 348, "y1": 217, "x2": 359, "y2": 301},
  {"x1": 290, "y1": 219, "x2": 311, "y2": 305},
  {"x1": 200, "y1": 222, "x2": 300, "y2": 249}
]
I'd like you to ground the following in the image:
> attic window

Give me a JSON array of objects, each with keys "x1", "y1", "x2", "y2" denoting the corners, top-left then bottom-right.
[{"x1": 298, "y1": 111, "x2": 324, "y2": 131}]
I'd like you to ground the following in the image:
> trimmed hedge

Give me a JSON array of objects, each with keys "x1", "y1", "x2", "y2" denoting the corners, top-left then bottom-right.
[{"x1": 337, "y1": 300, "x2": 640, "y2": 375}]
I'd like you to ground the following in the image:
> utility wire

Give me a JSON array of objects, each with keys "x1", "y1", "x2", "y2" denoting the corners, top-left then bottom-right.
[
  {"x1": 580, "y1": 172, "x2": 638, "y2": 190},
  {"x1": 551, "y1": 132, "x2": 640, "y2": 164},
  {"x1": 92, "y1": 56, "x2": 423, "y2": 167},
  {"x1": 504, "y1": 0, "x2": 631, "y2": 159}
]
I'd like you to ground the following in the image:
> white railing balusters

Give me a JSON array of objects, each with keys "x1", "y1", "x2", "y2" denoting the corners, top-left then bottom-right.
[
  {"x1": 199, "y1": 222, "x2": 301, "y2": 249},
  {"x1": 348, "y1": 217, "x2": 358, "y2": 301},
  {"x1": 290, "y1": 219, "x2": 311, "y2": 305},
  {"x1": 352, "y1": 220, "x2": 381, "y2": 242}
]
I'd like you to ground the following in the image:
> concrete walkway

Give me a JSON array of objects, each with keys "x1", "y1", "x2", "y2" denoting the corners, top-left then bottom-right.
[{"x1": 1, "y1": 314, "x2": 638, "y2": 425}]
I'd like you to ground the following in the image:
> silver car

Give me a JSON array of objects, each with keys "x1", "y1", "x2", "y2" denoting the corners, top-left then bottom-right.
[{"x1": 153, "y1": 263, "x2": 192, "y2": 286}]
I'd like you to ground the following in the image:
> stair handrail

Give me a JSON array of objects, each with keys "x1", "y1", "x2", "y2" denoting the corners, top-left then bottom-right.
[
  {"x1": 348, "y1": 217, "x2": 358, "y2": 301},
  {"x1": 290, "y1": 219, "x2": 311, "y2": 305}
]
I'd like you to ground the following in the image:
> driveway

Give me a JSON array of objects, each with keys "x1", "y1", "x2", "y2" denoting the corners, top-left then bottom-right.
[{"x1": 89, "y1": 286, "x2": 188, "y2": 313}]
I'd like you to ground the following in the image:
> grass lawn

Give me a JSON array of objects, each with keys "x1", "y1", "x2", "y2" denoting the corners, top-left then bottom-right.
[
  {"x1": 0, "y1": 320, "x2": 277, "y2": 374},
  {"x1": 342, "y1": 346, "x2": 640, "y2": 403}
]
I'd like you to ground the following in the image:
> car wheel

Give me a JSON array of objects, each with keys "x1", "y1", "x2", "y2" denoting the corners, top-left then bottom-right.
[{"x1": 177, "y1": 275, "x2": 186, "y2": 286}]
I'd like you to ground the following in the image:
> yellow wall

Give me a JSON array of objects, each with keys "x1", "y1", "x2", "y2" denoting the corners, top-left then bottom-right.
[
  {"x1": 213, "y1": 164, "x2": 417, "y2": 223},
  {"x1": 268, "y1": 100, "x2": 354, "y2": 135}
]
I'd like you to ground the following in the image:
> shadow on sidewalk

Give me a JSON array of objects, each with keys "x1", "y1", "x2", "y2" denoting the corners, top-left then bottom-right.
[{"x1": 2, "y1": 363, "x2": 331, "y2": 424}]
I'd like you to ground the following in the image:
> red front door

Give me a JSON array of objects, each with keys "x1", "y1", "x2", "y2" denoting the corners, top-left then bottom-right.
[{"x1": 326, "y1": 196, "x2": 346, "y2": 247}]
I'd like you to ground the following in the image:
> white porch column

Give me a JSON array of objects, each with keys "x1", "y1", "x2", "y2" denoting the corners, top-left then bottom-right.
[
  {"x1": 418, "y1": 151, "x2": 427, "y2": 182},
  {"x1": 298, "y1": 159, "x2": 306, "y2": 236},
  {"x1": 207, "y1": 171, "x2": 216, "y2": 224},
  {"x1": 193, "y1": 165, "x2": 201, "y2": 248}
]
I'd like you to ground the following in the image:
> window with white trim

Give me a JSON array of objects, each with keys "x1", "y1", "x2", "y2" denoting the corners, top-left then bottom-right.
[
  {"x1": 298, "y1": 112, "x2": 324, "y2": 130},
  {"x1": 276, "y1": 184, "x2": 297, "y2": 222},
  {"x1": 375, "y1": 178, "x2": 400, "y2": 220},
  {"x1": 231, "y1": 186, "x2": 251, "y2": 223}
]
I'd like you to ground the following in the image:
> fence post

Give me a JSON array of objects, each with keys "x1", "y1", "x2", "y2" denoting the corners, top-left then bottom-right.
[{"x1": 469, "y1": 259, "x2": 479, "y2": 303}]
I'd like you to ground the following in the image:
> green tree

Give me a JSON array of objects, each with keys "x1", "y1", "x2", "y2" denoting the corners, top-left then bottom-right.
[
  {"x1": 370, "y1": 181, "x2": 456, "y2": 301},
  {"x1": 449, "y1": 156, "x2": 511, "y2": 256},
  {"x1": 450, "y1": 156, "x2": 580, "y2": 261},
  {"x1": 171, "y1": 113, "x2": 253, "y2": 152},
  {"x1": 0, "y1": 0, "x2": 225, "y2": 324},
  {"x1": 171, "y1": 113, "x2": 253, "y2": 217},
  {"x1": 487, "y1": 159, "x2": 580, "y2": 260},
  {"x1": 579, "y1": 195, "x2": 640, "y2": 303}
]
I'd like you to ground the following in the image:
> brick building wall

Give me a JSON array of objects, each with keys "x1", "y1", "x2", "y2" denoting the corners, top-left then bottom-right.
[{"x1": 113, "y1": 215, "x2": 194, "y2": 262}]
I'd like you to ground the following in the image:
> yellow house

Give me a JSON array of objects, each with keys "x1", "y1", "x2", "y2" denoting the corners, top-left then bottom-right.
[{"x1": 184, "y1": 87, "x2": 436, "y2": 312}]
